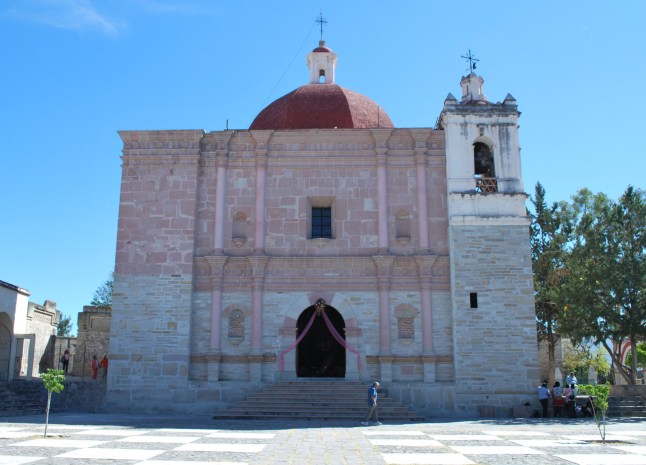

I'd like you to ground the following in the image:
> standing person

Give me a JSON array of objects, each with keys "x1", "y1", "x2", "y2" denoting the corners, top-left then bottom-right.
[
  {"x1": 61, "y1": 349, "x2": 70, "y2": 374},
  {"x1": 551, "y1": 381, "x2": 564, "y2": 418},
  {"x1": 567, "y1": 383, "x2": 578, "y2": 418},
  {"x1": 91, "y1": 355, "x2": 99, "y2": 380},
  {"x1": 537, "y1": 381, "x2": 551, "y2": 418},
  {"x1": 100, "y1": 355, "x2": 109, "y2": 379},
  {"x1": 361, "y1": 382, "x2": 382, "y2": 426},
  {"x1": 566, "y1": 371, "x2": 578, "y2": 387},
  {"x1": 562, "y1": 383, "x2": 571, "y2": 418}
]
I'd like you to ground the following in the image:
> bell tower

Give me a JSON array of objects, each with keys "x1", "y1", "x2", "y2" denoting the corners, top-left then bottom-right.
[{"x1": 439, "y1": 63, "x2": 539, "y2": 415}]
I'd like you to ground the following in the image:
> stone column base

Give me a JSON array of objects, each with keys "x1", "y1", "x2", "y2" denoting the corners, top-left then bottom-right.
[
  {"x1": 422, "y1": 355, "x2": 436, "y2": 383},
  {"x1": 207, "y1": 355, "x2": 221, "y2": 382},
  {"x1": 249, "y1": 355, "x2": 263, "y2": 382},
  {"x1": 378, "y1": 355, "x2": 393, "y2": 383}
]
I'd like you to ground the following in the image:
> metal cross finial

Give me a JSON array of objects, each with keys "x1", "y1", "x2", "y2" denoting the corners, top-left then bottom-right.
[
  {"x1": 315, "y1": 11, "x2": 328, "y2": 42},
  {"x1": 461, "y1": 49, "x2": 479, "y2": 74}
]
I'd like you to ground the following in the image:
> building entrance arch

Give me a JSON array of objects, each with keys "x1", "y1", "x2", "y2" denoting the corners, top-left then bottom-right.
[
  {"x1": 0, "y1": 321, "x2": 12, "y2": 382},
  {"x1": 296, "y1": 304, "x2": 345, "y2": 377}
]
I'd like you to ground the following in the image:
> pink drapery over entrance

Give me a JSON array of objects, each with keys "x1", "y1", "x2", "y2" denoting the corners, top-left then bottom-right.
[
  {"x1": 278, "y1": 305, "x2": 362, "y2": 372},
  {"x1": 278, "y1": 310, "x2": 316, "y2": 372},
  {"x1": 320, "y1": 308, "x2": 362, "y2": 370}
]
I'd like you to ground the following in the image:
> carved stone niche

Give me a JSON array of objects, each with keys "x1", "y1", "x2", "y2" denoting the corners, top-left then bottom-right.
[
  {"x1": 232, "y1": 211, "x2": 248, "y2": 247},
  {"x1": 395, "y1": 209, "x2": 411, "y2": 245},
  {"x1": 224, "y1": 305, "x2": 248, "y2": 346}
]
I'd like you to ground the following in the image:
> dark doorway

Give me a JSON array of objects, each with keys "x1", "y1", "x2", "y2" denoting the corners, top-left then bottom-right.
[{"x1": 296, "y1": 305, "x2": 346, "y2": 377}]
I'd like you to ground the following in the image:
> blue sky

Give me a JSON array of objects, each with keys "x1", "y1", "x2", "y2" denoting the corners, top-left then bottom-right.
[{"x1": 1, "y1": 1, "x2": 644, "y2": 330}]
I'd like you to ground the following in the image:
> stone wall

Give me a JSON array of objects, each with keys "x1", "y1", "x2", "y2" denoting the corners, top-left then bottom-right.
[
  {"x1": 23, "y1": 300, "x2": 59, "y2": 377},
  {"x1": 71, "y1": 306, "x2": 111, "y2": 378},
  {"x1": 51, "y1": 336, "x2": 78, "y2": 374},
  {"x1": 449, "y1": 222, "x2": 539, "y2": 416},
  {"x1": 108, "y1": 275, "x2": 193, "y2": 409}
]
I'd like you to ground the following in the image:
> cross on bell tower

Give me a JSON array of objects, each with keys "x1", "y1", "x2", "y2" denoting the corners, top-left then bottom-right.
[
  {"x1": 461, "y1": 49, "x2": 480, "y2": 74},
  {"x1": 315, "y1": 12, "x2": 328, "y2": 42}
]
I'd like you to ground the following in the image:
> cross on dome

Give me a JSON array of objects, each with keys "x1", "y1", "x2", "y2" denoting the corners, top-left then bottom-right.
[{"x1": 315, "y1": 11, "x2": 328, "y2": 42}]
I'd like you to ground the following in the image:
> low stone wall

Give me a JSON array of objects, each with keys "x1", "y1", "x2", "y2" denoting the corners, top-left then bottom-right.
[{"x1": 52, "y1": 380, "x2": 107, "y2": 413}]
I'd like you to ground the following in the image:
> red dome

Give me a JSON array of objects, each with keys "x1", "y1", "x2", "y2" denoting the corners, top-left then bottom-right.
[{"x1": 249, "y1": 83, "x2": 394, "y2": 130}]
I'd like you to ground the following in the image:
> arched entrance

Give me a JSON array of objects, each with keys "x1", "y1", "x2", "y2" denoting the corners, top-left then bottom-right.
[
  {"x1": 0, "y1": 320, "x2": 12, "y2": 382},
  {"x1": 296, "y1": 304, "x2": 346, "y2": 377}
]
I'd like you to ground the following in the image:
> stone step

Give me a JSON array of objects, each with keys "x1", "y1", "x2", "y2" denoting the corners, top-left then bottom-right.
[
  {"x1": 222, "y1": 403, "x2": 412, "y2": 412},
  {"x1": 605, "y1": 394, "x2": 646, "y2": 418},
  {"x1": 215, "y1": 412, "x2": 424, "y2": 421},
  {"x1": 0, "y1": 381, "x2": 57, "y2": 417},
  {"x1": 232, "y1": 400, "x2": 409, "y2": 408},
  {"x1": 213, "y1": 380, "x2": 424, "y2": 421}
]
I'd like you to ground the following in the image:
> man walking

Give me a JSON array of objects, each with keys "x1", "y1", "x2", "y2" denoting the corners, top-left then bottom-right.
[{"x1": 362, "y1": 382, "x2": 382, "y2": 426}]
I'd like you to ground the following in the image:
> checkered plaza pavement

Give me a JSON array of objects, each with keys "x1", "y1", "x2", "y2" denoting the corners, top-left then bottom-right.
[{"x1": 1, "y1": 413, "x2": 646, "y2": 464}]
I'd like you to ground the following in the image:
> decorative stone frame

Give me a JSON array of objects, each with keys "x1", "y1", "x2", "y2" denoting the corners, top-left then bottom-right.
[
  {"x1": 307, "y1": 196, "x2": 335, "y2": 240},
  {"x1": 277, "y1": 292, "x2": 363, "y2": 380},
  {"x1": 223, "y1": 304, "x2": 250, "y2": 346},
  {"x1": 394, "y1": 303, "x2": 419, "y2": 343}
]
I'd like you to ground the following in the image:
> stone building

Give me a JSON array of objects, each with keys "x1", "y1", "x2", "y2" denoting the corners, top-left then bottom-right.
[
  {"x1": 0, "y1": 280, "x2": 60, "y2": 381},
  {"x1": 52, "y1": 305, "x2": 111, "y2": 379},
  {"x1": 109, "y1": 40, "x2": 539, "y2": 416}
]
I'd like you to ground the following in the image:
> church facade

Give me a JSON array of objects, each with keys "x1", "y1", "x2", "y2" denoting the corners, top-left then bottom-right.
[{"x1": 109, "y1": 41, "x2": 538, "y2": 416}]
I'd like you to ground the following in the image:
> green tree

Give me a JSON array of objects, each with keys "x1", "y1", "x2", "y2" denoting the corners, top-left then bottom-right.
[
  {"x1": 90, "y1": 272, "x2": 113, "y2": 308},
  {"x1": 626, "y1": 342, "x2": 646, "y2": 367},
  {"x1": 561, "y1": 186, "x2": 646, "y2": 384},
  {"x1": 578, "y1": 383, "x2": 611, "y2": 443},
  {"x1": 530, "y1": 182, "x2": 572, "y2": 386},
  {"x1": 561, "y1": 340, "x2": 610, "y2": 380},
  {"x1": 41, "y1": 368, "x2": 65, "y2": 437},
  {"x1": 56, "y1": 314, "x2": 73, "y2": 336}
]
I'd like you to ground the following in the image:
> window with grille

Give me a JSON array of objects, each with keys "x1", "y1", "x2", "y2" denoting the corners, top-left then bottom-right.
[{"x1": 311, "y1": 207, "x2": 332, "y2": 239}]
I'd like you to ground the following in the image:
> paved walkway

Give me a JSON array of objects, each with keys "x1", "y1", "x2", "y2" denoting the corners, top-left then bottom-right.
[{"x1": 1, "y1": 413, "x2": 645, "y2": 464}]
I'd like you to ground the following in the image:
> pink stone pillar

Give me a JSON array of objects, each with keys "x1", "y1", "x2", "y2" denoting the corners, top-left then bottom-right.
[
  {"x1": 373, "y1": 256, "x2": 394, "y2": 359},
  {"x1": 378, "y1": 278, "x2": 391, "y2": 354},
  {"x1": 213, "y1": 153, "x2": 228, "y2": 254},
  {"x1": 415, "y1": 255, "x2": 437, "y2": 382},
  {"x1": 254, "y1": 151, "x2": 267, "y2": 255},
  {"x1": 248, "y1": 257, "x2": 268, "y2": 354},
  {"x1": 251, "y1": 278, "x2": 263, "y2": 351},
  {"x1": 378, "y1": 287, "x2": 393, "y2": 382},
  {"x1": 210, "y1": 285, "x2": 222, "y2": 350},
  {"x1": 420, "y1": 283, "x2": 433, "y2": 353},
  {"x1": 249, "y1": 276, "x2": 265, "y2": 383},
  {"x1": 207, "y1": 256, "x2": 228, "y2": 381},
  {"x1": 376, "y1": 151, "x2": 389, "y2": 254},
  {"x1": 415, "y1": 151, "x2": 430, "y2": 253}
]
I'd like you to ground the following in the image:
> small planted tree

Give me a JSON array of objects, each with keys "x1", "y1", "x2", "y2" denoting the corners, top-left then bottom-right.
[
  {"x1": 41, "y1": 369, "x2": 65, "y2": 437},
  {"x1": 577, "y1": 383, "x2": 611, "y2": 443}
]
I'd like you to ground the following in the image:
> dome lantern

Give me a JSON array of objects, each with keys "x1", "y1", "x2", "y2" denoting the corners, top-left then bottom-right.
[{"x1": 307, "y1": 41, "x2": 337, "y2": 84}]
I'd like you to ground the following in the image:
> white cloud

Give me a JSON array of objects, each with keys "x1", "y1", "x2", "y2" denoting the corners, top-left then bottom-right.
[
  {"x1": 4, "y1": 0, "x2": 125, "y2": 35},
  {"x1": 131, "y1": 0, "x2": 218, "y2": 16}
]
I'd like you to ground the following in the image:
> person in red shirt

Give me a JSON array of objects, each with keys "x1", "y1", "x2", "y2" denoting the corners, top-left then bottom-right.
[{"x1": 100, "y1": 355, "x2": 109, "y2": 379}]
